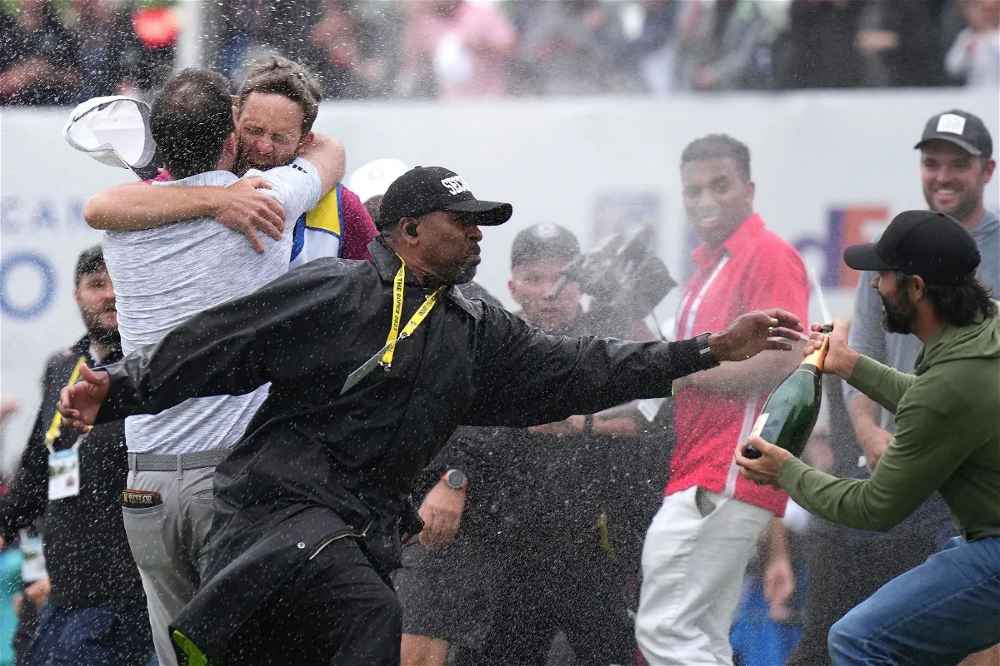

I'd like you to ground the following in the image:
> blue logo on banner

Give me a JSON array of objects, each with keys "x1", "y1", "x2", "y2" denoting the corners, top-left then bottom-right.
[{"x1": 0, "y1": 252, "x2": 57, "y2": 319}]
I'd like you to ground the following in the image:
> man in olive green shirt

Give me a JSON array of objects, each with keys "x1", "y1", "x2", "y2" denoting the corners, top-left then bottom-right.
[{"x1": 737, "y1": 209, "x2": 1000, "y2": 665}]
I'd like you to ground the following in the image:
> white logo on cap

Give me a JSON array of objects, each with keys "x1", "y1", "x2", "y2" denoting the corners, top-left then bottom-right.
[
  {"x1": 936, "y1": 113, "x2": 966, "y2": 136},
  {"x1": 441, "y1": 175, "x2": 468, "y2": 196}
]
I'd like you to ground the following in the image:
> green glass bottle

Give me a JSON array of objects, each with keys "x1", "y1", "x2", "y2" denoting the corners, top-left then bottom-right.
[{"x1": 742, "y1": 335, "x2": 829, "y2": 459}]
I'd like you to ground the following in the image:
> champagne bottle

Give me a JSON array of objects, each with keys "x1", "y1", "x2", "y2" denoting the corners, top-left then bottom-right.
[{"x1": 742, "y1": 333, "x2": 829, "y2": 460}]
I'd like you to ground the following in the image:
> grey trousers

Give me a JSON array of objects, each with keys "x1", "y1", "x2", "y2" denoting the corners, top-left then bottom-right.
[{"x1": 121, "y1": 466, "x2": 216, "y2": 666}]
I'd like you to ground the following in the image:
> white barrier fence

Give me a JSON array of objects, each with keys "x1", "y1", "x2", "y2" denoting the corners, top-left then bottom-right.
[{"x1": 2, "y1": 89, "x2": 998, "y2": 469}]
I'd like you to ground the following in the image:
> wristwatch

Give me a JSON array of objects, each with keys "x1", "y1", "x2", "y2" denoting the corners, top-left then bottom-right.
[
  {"x1": 694, "y1": 331, "x2": 718, "y2": 365},
  {"x1": 443, "y1": 469, "x2": 468, "y2": 490}
]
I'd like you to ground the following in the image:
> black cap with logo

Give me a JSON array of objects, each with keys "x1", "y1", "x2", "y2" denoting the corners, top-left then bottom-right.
[
  {"x1": 377, "y1": 166, "x2": 513, "y2": 230},
  {"x1": 915, "y1": 109, "x2": 993, "y2": 157},
  {"x1": 510, "y1": 223, "x2": 581, "y2": 268},
  {"x1": 843, "y1": 210, "x2": 981, "y2": 285}
]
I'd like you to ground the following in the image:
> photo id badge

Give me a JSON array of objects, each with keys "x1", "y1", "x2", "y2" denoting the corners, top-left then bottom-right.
[{"x1": 48, "y1": 448, "x2": 80, "y2": 501}]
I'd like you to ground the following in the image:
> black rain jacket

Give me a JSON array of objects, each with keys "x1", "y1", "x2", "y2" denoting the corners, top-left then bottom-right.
[{"x1": 95, "y1": 239, "x2": 715, "y2": 660}]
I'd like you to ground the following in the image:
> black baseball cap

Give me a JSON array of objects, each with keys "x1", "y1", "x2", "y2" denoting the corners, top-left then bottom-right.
[
  {"x1": 510, "y1": 223, "x2": 580, "y2": 268},
  {"x1": 377, "y1": 166, "x2": 513, "y2": 230},
  {"x1": 74, "y1": 244, "x2": 107, "y2": 286},
  {"x1": 915, "y1": 110, "x2": 993, "y2": 157},
  {"x1": 843, "y1": 210, "x2": 980, "y2": 285}
]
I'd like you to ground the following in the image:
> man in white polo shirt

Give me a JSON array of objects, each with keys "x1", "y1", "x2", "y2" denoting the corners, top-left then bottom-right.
[{"x1": 84, "y1": 67, "x2": 344, "y2": 666}]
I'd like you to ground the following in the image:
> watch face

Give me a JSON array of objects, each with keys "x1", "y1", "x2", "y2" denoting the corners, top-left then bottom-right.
[{"x1": 446, "y1": 469, "x2": 467, "y2": 489}]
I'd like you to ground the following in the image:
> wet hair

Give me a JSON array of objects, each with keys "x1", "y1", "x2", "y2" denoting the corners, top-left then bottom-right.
[
  {"x1": 681, "y1": 134, "x2": 752, "y2": 181},
  {"x1": 74, "y1": 245, "x2": 107, "y2": 287},
  {"x1": 237, "y1": 56, "x2": 321, "y2": 135},
  {"x1": 150, "y1": 68, "x2": 234, "y2": 179},
  {"x1": 899, "y1": 272, "x2": 997, "y2": 326}
]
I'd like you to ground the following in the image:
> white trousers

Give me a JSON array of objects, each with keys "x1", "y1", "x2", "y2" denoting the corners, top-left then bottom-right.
[{"x1": 636, "y1": 487, "x2": 772, "y2": 665}]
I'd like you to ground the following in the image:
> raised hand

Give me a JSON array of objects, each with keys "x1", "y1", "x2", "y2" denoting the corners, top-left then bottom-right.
[
  {"x1": 709, "y1": 308, "x2": 806, "y2": 362},
  {"x1": 58, "y1": 364, "x2": 110, "y2": 431},
  {"x1": 215, "y1": 176, "x2": 285, "y2": 253}
]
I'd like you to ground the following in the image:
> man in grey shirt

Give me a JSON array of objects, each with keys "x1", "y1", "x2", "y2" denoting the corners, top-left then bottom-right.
[
  {"x1": 85, "y1": 68, "x2": 344, "y2": 666},
  {"x1": 788, "y1": 109, "x2": 998, "y2": 664}
]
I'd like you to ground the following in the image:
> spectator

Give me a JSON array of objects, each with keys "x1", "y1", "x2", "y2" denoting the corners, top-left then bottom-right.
[
  {"x1": 307, "y1": 0, "x2": 369, "y2": 97},
  {"x1": 397, "y1": 0, "x2": 516, "y2": 99},
  {"x1": 625, "y1": 0, "x2": 681, "y2": 95},
  {"x1": 635, "y1": 134, "x2": 810, "y2": 665},
  {"x1": 129, "y1": 2, "x2": 180, "y2": 92},
  {"x1": 684, "y1": 0, "x2": 784, "y2": 91},
  {"x1": 0, "y1": 0, "x2": 80, "y2": 105},
  {"x1": 0, "y1": 485, "x2": 18, "y2": 666},
  {"x1": 0, "y1": 246, "x2": 153, "y2": 665},
  {"x1": 946, "y1": 0, "x2": 1000, "y2": 88},
  {"x1": 510, "y1": 0, "x2": 635, "y2": 96},
  {"x1": 856, "y1": 0, "x2": 947, "y2": 87},
  {"x1": 213, "y1": 0, "x2": 321, "y2": 80},
  {"x1": 11, "y1": 527, "x2": 45, "y2": 666},
  {"x1": 306, "y1": 0, "x2": 404, "y2": 98},
  {"x1": 66, "y1": 0, "x2": 137, "y2": 100},
  {"x1": 777, "y1": 0, "x2": 866, "y2": 89}
]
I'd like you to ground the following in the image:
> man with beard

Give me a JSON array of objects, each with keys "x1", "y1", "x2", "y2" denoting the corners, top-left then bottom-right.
[
  {"x1": 785, "y1": 109, "x2": 999, "y2": 665},
  {"x1": 737, "y1": 210, "x2": 1000, "y2": 664},
  {"x1": 59, "y1": 165, "x2": 806, "y2": 665},
  {"x1": 82, "y1": 68, "x2": 345, "y2": 666},
  {"x1": 0, "y1": 246, "x2": 153, "y2": 665},
  {"x1": 84, "y1": 57, "x2": 377, "y2": 262}
]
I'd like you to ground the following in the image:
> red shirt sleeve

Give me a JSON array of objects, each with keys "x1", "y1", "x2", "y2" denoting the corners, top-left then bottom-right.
[{"x1": 338, "y1": 185, "x2": 378, "y2": 261}]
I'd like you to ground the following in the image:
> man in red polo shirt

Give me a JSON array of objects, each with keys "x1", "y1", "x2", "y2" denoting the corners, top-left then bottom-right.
[{"x1": 636, "y1": 134, "x2": 809, "y2": 665}]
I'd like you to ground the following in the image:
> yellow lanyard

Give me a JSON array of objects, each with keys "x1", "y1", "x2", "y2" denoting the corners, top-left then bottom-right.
[
  {"x1": 44, "y1": 356, "x2": 87, "y2": 453},
  {"x1": 379, "y1": 260, "x2": 443, "y2": 370}
]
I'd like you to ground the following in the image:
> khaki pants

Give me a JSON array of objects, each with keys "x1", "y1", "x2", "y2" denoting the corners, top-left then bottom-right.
[{"x1": 122, "y1": 466, "x2": 216, "y2": 666}]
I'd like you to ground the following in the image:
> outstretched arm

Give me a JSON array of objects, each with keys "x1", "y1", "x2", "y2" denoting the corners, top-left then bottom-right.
[
  {"x1": 469, "y1": 308, "x2": 804, "y2": 428},
  {"x1": 60, "y1": 260, "x2": 345, "y2": 428}
]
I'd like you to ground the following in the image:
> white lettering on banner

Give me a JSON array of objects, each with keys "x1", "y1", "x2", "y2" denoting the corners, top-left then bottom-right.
[
  {"x1": 1, "y1": 196, "x2": 89, "y2": 235},
  {"x1": 440, "y1": 175, "x2": 467, "y2": 196}
]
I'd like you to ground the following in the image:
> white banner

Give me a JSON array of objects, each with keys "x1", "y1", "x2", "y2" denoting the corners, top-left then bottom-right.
[{"x1": 2, "y1": 89, "x2": 998, "y2": 469}]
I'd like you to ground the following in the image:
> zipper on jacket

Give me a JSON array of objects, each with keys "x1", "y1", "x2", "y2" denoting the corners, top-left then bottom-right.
[{"x1": 308, "y1": 521, "x2": 372, "y2": 561}]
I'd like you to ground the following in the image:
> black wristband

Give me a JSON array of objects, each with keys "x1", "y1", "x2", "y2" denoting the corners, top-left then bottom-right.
[{"x1": 583, "y1": 414, "x2": 594, "y2": 435}]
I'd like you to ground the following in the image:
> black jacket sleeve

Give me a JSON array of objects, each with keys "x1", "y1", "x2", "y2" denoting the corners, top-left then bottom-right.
[
  {"x1": 0, "y1": 359, "x2": 59, "y2": 542},
  {"x1": 467, "y1": 305, "x2": 714, "y2": 428},
  {"x1": 97, "y1": 260, "x2": 352, "y2": 423}
]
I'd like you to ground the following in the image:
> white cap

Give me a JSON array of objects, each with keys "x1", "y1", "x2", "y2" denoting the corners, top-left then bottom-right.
[
  {"x1": 63, "y1": 96, "x2": 160, "y2": 179},
  {"x1": 347, "y1": 158, "x2": 410, "y2": 203}
]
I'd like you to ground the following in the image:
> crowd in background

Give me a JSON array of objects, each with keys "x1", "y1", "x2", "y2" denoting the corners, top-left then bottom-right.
[{"x1": 1, "y1": 0, "x2": 999, "y2": 105}]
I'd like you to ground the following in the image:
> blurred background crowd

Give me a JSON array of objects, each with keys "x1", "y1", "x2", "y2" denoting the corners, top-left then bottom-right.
[{"x1": 2, "y1": 0, "x2": 999, "y2": 106}]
